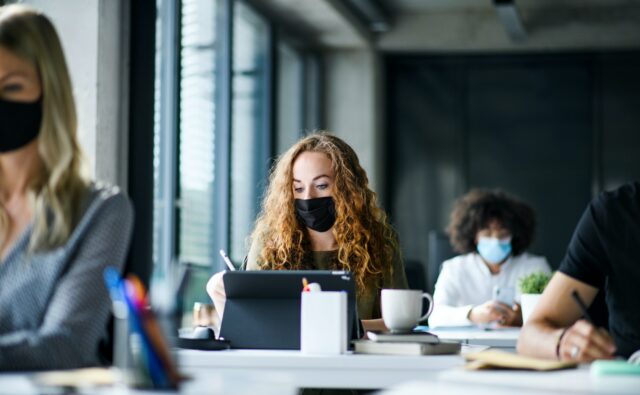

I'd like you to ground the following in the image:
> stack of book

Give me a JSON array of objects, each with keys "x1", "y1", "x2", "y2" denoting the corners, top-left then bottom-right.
[{"x1": 353, "y1": 331, "x2": 461, "y2": 356}]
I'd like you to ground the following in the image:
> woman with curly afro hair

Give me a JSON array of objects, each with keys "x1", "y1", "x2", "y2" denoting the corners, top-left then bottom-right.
[
  {"x1": 207, "y1": 133, "x2": 408, "y2": 332},
  {"x1": 429, "y1": 189, "x2": 551, "y2": 328}
]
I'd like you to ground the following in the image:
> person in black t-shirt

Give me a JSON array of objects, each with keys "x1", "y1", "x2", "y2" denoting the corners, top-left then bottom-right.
[{"x1": 517, "y1": 182, "x2": 640, "y2": 362}]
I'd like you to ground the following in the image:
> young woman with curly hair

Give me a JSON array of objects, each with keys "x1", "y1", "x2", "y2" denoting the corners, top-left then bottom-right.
[
  {"x1": 429, "y1": 189, "x2": 550, "y2": 328},
  {"x1": 207, "y1": 133, "x2": 407, "y2": 330}
]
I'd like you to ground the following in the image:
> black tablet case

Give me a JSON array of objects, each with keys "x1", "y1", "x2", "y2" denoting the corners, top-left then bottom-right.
[{"x1": 219, "y1": 270, "x2": 357, "y2": 349}]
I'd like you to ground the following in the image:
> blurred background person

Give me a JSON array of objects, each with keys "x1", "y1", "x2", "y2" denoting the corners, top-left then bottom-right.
[
  {"x1": 429, "y1": 189, "x2": 551, "y2": 327},
  {"x1": 0, "y1": 5, "x2": 133, "y2": 370}
]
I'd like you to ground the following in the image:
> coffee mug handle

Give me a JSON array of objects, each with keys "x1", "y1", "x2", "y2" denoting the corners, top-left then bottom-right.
[{"x1": 419, "y1": 293, "x2": 434, "y2": 322}]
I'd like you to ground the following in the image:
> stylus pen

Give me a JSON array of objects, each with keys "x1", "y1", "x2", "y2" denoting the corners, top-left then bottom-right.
[
  {"x1": 571, "y1": 290, "x2": 593, "y2": 323},
  {"x1": 219, "y1": 249, "x2": 236, "y2": 271}
]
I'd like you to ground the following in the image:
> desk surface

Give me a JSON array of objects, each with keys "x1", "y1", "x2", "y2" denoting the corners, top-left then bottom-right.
[
  {"x1": 0, "y1": 372, "x2": 298, "y2": 395},
  {"x1": 178, "y1": 348, "x2": 468, "y2": 389},
  {"x1": 2, "y1": 349, "x2": 639, "y2": 394},
  {"x1": 426, "y1": 326, "x2": 520, "y2": 348},
  {"x1": 380, "y1": 366, "x2": 640, "y2": 395}
]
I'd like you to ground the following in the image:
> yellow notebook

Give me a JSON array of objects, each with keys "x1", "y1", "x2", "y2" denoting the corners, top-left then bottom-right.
[
  {"x1": 34, "y1": 368, "x2": 117, "y2": 387},
  {"x1": 465, "y1": 350, "x2": 578, "y2": 371}
]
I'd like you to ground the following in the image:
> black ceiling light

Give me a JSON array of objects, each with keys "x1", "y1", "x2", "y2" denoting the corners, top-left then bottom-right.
[
  {"x1": 494, "y1": 0, "x2": 527, "y2": 42},
  {"x1": 343, "y1": 0, "x2": 392, "y2": 33}
]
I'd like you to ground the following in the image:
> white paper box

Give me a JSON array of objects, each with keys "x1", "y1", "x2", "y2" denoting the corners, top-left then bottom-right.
[{"x1": 300, "y1": 291, "x2": 347, "y2": 354}]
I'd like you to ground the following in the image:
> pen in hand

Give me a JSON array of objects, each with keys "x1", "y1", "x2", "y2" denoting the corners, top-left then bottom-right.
[
  {"x1": 569, "y1": 289, "x2": 616, "y2": 358},
  {"x1": 571, "y1": 290, "x2": 593, "y2": 323},
  {"x1": 219, "y1": 249, "x2": 236, "y2": 271}
]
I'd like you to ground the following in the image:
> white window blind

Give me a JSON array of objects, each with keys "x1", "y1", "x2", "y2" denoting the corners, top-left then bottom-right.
[{"x1": 177, "y1": 0, "x2": 217, "y2": 266}]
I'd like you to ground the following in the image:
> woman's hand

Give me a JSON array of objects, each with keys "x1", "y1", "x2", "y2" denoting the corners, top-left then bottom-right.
[
  {"x1": 206, "y1": 271, "x2": 227, "y2": 319},
  {"x1": 361, "y1": 318, "x2": 387, "y2": 336},
  {"x1": 504, "y1": 303, "x2": 523, "y2": 327},
  {"x1": 558, "y1": 319, "x2": 616, "y2": 362},
  {"x1": 469, "y1": 301, "x2": 520, "y2": 326}
]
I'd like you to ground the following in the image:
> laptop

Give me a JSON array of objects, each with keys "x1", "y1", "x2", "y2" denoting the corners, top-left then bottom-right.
[{"x1": 219, "y1": 270, "x2": 358, "y2": 349}]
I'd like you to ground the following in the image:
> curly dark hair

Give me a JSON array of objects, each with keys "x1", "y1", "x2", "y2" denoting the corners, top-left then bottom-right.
[{"x1": 446, "y1": 189, "x2": 536, "y2": 256}]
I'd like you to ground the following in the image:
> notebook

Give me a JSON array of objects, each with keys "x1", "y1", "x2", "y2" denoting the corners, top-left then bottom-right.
[
  {"x1": 353, "y1": 339, "x2": 461, "y2": 356},
  {"x1": 464, "y1": 350, "x2": 577, "y2": 371},
  {"x1": 34, "y1": 368, "x2": 116, "y2": 388},
  {"x1": 366, "y1": 330, "x2": 439, "y2": 344}
]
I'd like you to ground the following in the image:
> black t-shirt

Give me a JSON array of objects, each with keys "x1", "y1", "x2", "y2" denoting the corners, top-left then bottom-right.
[{"x1": 559, "y1": 182, "x2": 640, "y2": 358}]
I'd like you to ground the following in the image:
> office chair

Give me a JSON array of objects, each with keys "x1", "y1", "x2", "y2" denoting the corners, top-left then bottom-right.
[
  {"x1": 404, "y1": 260, "x2": 431, "y2": 320},
  {"x1": 427, "y1": 230, "x2": 456, "y2": 294},
  {"x1": 404, "y1": 260, "x2": 427, "y2": 292}
]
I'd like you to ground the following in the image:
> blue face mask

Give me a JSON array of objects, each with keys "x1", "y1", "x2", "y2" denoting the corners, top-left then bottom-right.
[{"x1": 477, "y1": 237, "x2": 512, "y2": 264}]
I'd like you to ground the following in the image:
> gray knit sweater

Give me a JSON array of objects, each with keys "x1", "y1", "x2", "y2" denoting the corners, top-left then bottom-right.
[{"x1": 0, "y1": 184, "x2": 133, "y2": 370}]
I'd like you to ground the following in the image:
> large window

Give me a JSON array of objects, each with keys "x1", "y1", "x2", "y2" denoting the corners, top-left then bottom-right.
[
  {"x1": 276, "y1": 41, "x2": 304, "y2": 155},
  {"x1": 277, "y1": 45, "x2": 324, "y2": 154},
  {"x1": 151, "y1": 0, "x2": 322, "y2": 322},
  {"x1": 153, "y1": 0, "x2": 221, "y2": 320},
  {"x1": 229, "y1": 2, "x2": 271, "y2": 263},
  {"x1": 178, "y1": 0, "x2": 217, "y2": 266}
]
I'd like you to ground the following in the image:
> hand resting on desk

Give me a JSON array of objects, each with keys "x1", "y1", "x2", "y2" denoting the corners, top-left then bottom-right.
[
  {"x1": 469, "y1": 301, "x2": 522, "y2": 327},
  {"x1": 558, "y1": 319, "x2": 616, "y2": 362},
  {"x1": 518, "y1": 272, "x2": 617, "y2": 362},
  {"x1": 206, "y1": 271, "x2": 226, "y2": 330}
]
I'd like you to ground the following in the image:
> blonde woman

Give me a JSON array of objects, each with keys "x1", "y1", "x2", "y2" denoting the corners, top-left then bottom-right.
[
  {"x1": 0, "y1": 5, "x2": 133, "y2": 369},
  {"x1": 208, "y1": 133, "x2": 407, "y2": 331}
]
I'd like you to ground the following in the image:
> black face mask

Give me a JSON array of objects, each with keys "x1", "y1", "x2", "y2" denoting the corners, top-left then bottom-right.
[
  {"x1": 0, "y1": 96, "x2": 43, "y2": 153},
  {"x1": 295, "y1": 197, "x2": 336, "y2": 233}
]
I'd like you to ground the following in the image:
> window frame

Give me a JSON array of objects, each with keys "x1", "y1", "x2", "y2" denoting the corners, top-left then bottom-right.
[
  {"x1": 212, "y1": 0, "x2": 233, "y2": 271},
  {"x1": 155, "y1": 0, "x2": 181, "y2": 279}
]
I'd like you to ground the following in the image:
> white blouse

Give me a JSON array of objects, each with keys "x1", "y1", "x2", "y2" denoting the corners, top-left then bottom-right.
[{"x1": 429, "y1": 252, "x2": 551, "y2": 327}]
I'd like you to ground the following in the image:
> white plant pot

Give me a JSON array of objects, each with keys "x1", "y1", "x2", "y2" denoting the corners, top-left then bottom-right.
[{"x1": 521, "y1": 293, "x2": 543, "y2": 324}]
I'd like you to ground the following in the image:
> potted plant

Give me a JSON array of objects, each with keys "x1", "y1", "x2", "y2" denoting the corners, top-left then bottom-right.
[{"x1": 518, "y1": 271, "x2": 553, "y2": 324}]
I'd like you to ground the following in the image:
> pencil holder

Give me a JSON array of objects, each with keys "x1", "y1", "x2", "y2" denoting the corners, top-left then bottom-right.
[
  {"x1": 105, "y1": 267, "x2": 181, "y2": 390},
  {"x1": 300, "y1": 291, "x2": 347, "y2": 354},
  {"x1": 113, "y1": 307, "x2": 150, "y2": 388}
]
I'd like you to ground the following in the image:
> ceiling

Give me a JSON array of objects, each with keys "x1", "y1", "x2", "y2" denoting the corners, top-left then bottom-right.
[
  {"x1": 377, "y1": 0, "x2": 640, "y2": 51},
  {"x1": 386, "y1": 0, "x2": 640, "y2": 13},
  {"x1": 253, "y1": 0, "x2": 370, "y2": 48},
  {"x1": 257, "y1": 0, "x2": 640, "y2": 50}
]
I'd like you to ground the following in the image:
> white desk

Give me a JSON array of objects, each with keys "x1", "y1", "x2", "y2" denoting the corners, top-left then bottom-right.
[
  {"x1": 379, "y1": 366, "x2": 640, "y2": 395},
  {"x1": 3, "y1": 352, "x2": 638, "y2": 395},
  {"x1": 178, "y1": 349, "x2": 467, "y2": 389},
  {"x1": 0, "y1": 372, "x2": 298, "y2": 395},
  {"x1": 0, "y1": 375, "x2": 35, "y2": 395},
  {"x1": 437, "y1": 366, "x2": 640, "y2": 394},
  {"x1": 428, "y1": 327, "x2": 520, "y2": 348}
]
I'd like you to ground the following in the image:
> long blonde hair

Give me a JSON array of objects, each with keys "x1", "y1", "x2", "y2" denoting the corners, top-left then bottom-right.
[
  {"x1": 0, "y1": 5, "x2": 88, "y2": 251},
  {"x1": 252, "y1": 133, "x2": 399, "y2": 294}
]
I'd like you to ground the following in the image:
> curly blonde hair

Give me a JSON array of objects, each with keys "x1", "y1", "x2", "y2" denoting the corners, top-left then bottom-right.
[{"x1": 251, "y1": 132, "x2": 399, "y2": 294}]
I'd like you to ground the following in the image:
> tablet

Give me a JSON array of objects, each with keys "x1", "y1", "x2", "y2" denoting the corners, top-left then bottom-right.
[{"x1": 219, "y1": 270, "x2": 358, "y2": 349}]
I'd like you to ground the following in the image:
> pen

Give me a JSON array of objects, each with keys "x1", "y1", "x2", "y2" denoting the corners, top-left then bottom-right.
[
  {"x1": 219, "y1": 249, "x2": 236, "y2": 271},
  {"x1": 571, "y1": 290, "x2": 593, "y2": 323},
  {"x1": 301, "y1": 277, "x2": 321, "y2": 292}
]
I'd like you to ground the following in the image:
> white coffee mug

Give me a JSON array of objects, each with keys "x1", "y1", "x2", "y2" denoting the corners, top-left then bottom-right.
[{"x1": 381, "y1": 289, "x2": 434, "y2": 333}]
